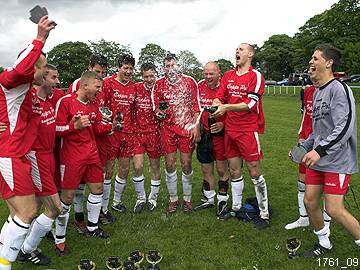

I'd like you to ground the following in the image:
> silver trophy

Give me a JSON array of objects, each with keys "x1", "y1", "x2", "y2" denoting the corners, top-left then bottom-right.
[{"x1": 290, "y1": 144, "x2": 307, "y2": 164}]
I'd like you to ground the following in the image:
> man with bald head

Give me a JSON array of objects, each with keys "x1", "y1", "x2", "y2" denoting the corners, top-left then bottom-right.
[
  {"x1": 212, "y1": 43, "x2": 269, "y2": 229},
  {"x1": 194, "y1": 62, "x2": 229, "y2": 215}
]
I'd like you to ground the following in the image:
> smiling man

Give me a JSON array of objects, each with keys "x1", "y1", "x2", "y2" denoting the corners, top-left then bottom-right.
[{"x1": 300, "y1": 44, "x2": 360, "y2": 257}]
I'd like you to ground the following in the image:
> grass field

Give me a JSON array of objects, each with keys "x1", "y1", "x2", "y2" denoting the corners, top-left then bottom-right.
[{"x1": 3, "y1": 95, "x2": 360, "y2": 270}]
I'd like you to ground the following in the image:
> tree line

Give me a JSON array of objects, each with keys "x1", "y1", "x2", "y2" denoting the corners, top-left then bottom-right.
[{"x1": 0, "y1": 0, "x2": 358, "y2": 85}]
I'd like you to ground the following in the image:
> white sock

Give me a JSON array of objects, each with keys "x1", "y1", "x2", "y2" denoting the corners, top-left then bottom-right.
[
  {"x1": 113, "y1": 176, "x2": 126, "y2": 204},
  {"x1": 217, "y1": 194, "x2": 229, "y2": 204},
  {"x1": 0, "y1": 216, "x2": 11, "y2": 246},
  {"x1": 73, "y1": 184, "x2": 85, "y2": 213},
  {"x1": 231, "y1": 176, "x2": 244, "y2": 211},
  {"x1": 182, "y1": 171, "x2": 193, "y2": 202},
  {"x1": 102, "y1": 178, "x2": 112, "y2": 213},
  {"x1": 354, "y1": 239, "x2": 360, "y2": 247},
  {"x1": 323, "y1": 200, "x2": 332, "y2": 227},
  {"x1": 165, "y1": 170, "x2": 178, "y2": 202},
  {"x1": 314, "y1": 225, "x2": 332, "y2": 249},
  {"x1": 297, "y1": 181, "x2": 308, "y2": 218},
  {"x1": 133, "y1": 175, "x2": 146, "y2": 201},
  {"x1": 148, "y1": 179, "x2": 161, "y2": 201},
  {"x1": 204, "y1": 190, "x2": 216, "y2": 204},
  {"x1": 55, "y1": 201, "x2": 70, "y2": 245},
  {"x1": 252, "y1": 175, "x2": 269, "y2": 219},
  {"x1": 1, "y1": 215, "x2": 30, "y2": 262},
  {"x1": 22, "y1": 214, "x2": 53, "y2": 253},
  {"x1": 87, "y1": 193, "x2": 103, "y2": 232}
]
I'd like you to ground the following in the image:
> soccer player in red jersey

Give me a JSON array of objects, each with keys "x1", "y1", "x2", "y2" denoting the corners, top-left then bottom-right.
[
  {"x1": 152, "y1": 53, "x2": 200, "y2": 214},
  {"x1": 193, "y1": 62, "x2": 229, "y2": 215},
  {"x1": 102, "y1": 54, "x2": 137, "y2": 214},
  {"x1": 0, "y1": 16, "x2": 55, "y2": 270},
  {"x1": 212, "y1": 43, "x2": 270, "y2": 229},
  {"x1": 54, "y1": 71, "x2": 112, "y2": 256},
  {"x1": 133, "y1": 63, "x2": 162, "y2": 212},
  {"x1": 285, "y1": 85, "x2": 331, "y2": 230},
  {"x1": 17, "y1": 68, "x2": 63, "y2": 266}
]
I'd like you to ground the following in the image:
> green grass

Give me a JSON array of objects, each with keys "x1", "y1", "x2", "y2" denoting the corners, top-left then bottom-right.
[{"x1": 3, "y1": 95, "x2": 360, "y2": 270}]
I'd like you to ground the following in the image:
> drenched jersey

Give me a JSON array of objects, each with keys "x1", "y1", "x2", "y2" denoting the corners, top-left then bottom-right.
[
  {"x1": 102, "y1": 74, "x2": 136, "y2": 134},
  {"x1": 0, "y1": 39, "x2": 44, "y2": 157},
  {"x1": 216, "y1": 66, "x2": 265, "y2": 133},
  {"x1": 134, "y1": 82, "x2": 159, "y2": 134},
  {"x1": 152, "y1": 74, "x2": 200, "y2": 130},
  {"x1": 298, "y1": 85, "x2": 316, "y2": 140}
]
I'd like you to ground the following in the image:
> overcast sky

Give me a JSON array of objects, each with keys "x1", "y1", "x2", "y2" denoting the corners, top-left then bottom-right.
[{"x1": 0, "y1": 0, "x2": 339, "y2": 68}]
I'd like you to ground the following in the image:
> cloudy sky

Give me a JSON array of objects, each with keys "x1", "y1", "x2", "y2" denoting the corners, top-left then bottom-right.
[{"x1": 0, "y1": 0, "x2": 338, "y2": 68}]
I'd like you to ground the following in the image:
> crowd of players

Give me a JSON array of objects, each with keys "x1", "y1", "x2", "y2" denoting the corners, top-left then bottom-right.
[{"x1": 0, "y1": 15, "x2": 359, "y2": 269}]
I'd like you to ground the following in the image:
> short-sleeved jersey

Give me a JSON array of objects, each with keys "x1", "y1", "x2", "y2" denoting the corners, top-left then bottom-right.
[
  {"x1": 152, "y1": 74, "x2": 200, "y2": 130},
  {"x1": 298, "y1": 85, "x2": 316, "y2": 140},
  {"x1": 216, "y1": 66, "x2": 265, "y2": 133},
  {"x1": 134, "y1": 82, "x2": 159, "y2": 134},
  {"x1": 102, "y1": 74, "x2": 136, "y2": 133}
]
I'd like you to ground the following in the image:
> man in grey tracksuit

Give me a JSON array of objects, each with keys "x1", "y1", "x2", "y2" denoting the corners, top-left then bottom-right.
[{"x1": 300, "y1": 44, "x2": 360, "y2": 257}]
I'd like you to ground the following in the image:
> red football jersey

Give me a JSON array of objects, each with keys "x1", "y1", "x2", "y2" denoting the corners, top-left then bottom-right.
[
  {"x1": 216, "y1": 67, "x2": 265, "y2": 133},
  {"x1": 55, "y1": 93, "x2": 112, "y2": 160},
  {"x1": 134, "y1": 82, "x2": 159, "y2": 133},
  {"x1": 298, "y1": 85, "x2": 315, "y2": 140},
  {"x1": 32, "y1": 95, "x2": 56, "y2": 153},
  {"x1": 0, "y1": 39, "x2": 45, "y2": 157},
  {"x1": 48, "y1": 88, "x2": 65, "y2": 108},
  {"x1": 66, "y1": 78, "x2": 81, "y2": 94},
  {"x1": 198, "y1": 79, "x2": 225, "y2": 131},
  {"x1": 152, "y1": 74, "x2": 200, "y2": 130},
  {"x1": 102, "y1": 74, "x2": 136, "y2": 134}
]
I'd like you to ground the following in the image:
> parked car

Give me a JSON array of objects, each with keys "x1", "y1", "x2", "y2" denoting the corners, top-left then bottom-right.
[
  {"x1": 341, "y1": 74, "x2": 360, "y2": 83},
  {"x1": 288, "y1": 73, "x2": 310, "y2": 86},
  {"x1": 334, "y1": 71, "x2": 349, "y2": 81},
  {"x1": 265, "y1": 80, "x2": 277, "y2": 85},
  {"x1": 276, "y1": 78, "x2": 289, "y2": 86}
]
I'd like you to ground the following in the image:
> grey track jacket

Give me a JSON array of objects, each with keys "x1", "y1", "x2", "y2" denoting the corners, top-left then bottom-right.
[{"x1": 301, "y1": 79, "x2": 358, "y2": 174}]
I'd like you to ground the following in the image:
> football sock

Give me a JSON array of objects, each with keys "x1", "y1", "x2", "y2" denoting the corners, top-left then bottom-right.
[
  {"x1": 22, "y1": 214, "x2": 53, "y2": 253},
  {"x1": 73, "y1": 183, "x2": 85, "y2": 220},
  {"x1": 252, "y1": 175, "x2": 269, "y2": 219},
  {"x1": 182, "y1": 171, "x2": 193, "y2": 202},
  {"x1": 314, "y1": 225, "x2": 332, "y2": 249},
  {"x1": 297, "y1": 180, "x2": 308, "y2": 218},
  {"x1": 87, "y1": 193, "x2": 103, "y2": 232},
  {"x1": 0, "y1": 216, "x2": 11, "y2": 247},
  {"x1": 1, "y1": 215, "x2": 30, "y2": 262},
  {"x1": 231, "y1": 176, "x2": 244, "y2": 211},
  {"x1": 113, "y1": 176, "x2": 126, "y2": 204},
  {"x1": 133, "y1": 175, "x2": 146, "y2": 201},
  {"x1": 55, "y1": 201, "x2": 70, "y2": 245},
  {"x1": 148, "y1": 179, "x2": 161, "y2": 201},
  {"x1": 102, "y1": 178, "x2": 112, "y2": 213},
  {"x1": 323, "y1": 201, "x2": 332, "y2": 226},
  {"x1": 165, "y1": 170, "x2": 178, "y2": 202}
]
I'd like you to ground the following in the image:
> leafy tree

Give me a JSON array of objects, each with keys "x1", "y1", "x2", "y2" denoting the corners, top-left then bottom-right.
[
  {"x1": 88, "y1": 38, "x2": 132, "y2": 76},
  {"x1": 0, "y1": 66, "x2": 4, "y2": 74},
  {"x1": 137, "y1": 43, "x2": 167, "y2": 76},
  {"x1": 177, "y1": 50, "x2": 203, "y2": 81},
  {"x1": 47, "y1": 41, "x2": 92, "y2": 87},
  {"x1": 343, "y1": 42, "x2": 360, "y2": 74},
  {"x1": 215, "y1": 59, "x2": 234, "y2": 75},
  {"x1": 256, "y1": 34, "x2": 295, "y2": 80}
]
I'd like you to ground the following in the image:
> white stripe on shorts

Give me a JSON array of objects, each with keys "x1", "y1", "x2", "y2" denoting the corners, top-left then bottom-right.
[
  {"x1": 254, "y1": 131, "x2": 261, "y2": 155},
  {"x1": 0, "y1": 157, "x2": 14, "y2": 190},
  {"x1": 26, "y1": 151, "x2": 42, "y2": 192},
  {"x1": 339, "y1": 174, "x2": 345, "y2": 189}
]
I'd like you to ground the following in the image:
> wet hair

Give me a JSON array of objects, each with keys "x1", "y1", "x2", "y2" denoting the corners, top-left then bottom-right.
[
  {"x1": 89, "y1": 54, "x2": 108, "y2": 68},
  {"x1": 117, "y1": 53, "x2": 135, "y2": 68},
  {"x1": 315, "y1": 44, "x2": 341, "y2": 72},
  {"x1": 140, "y1": 63, "x2": 157, "y2": 74},
  {"x1": 46, "y1": 63, "x2": 57, "y2": 71},
  {"x1": 80, "y1": 70, "x2": 103, "y2": 86},
  {"x1": 163, "y1": 52, "x2": 177, "y2": 64}
]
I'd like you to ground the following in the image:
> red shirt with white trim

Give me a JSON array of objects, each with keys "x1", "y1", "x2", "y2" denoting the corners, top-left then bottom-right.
[
  {"x1": 216, "y1": 67, "x2": 265, "y2": 133},
  {"x1": 0, "y1": 39, "x2": 44, "y2": 157},
  {"x1": 298, "y1": 85, "x2": 315, "y2": 140},
  {"x1": 32, "y1": 95, "x2": 56, "y2": 153},
  {"x1": 55, "y1": 93, "x2": 112, "y2": 160},
  {"x1": 48, "y1": 88, "x2": 65, "y2": 108},
  {"x1": 66, "y1": 78, "x2": 81, "y2": 94},
  {"x1": 134, "y1": 82, "x2": 159, "y2": 133},
  {"x1": 198, "y1": 79, "x2": 225, "y2": 131},
  {"x1": 152, "y1": 74, "x2": 200, "y2": 130},
  {"x1": 102, "y1": 74, "x2": 136, "y2": 134}
]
